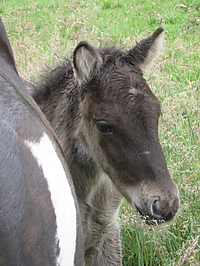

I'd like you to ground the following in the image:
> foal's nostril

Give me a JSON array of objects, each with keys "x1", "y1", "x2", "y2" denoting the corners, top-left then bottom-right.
[{"x1": 151, "y1": 199, "x2": 161, "y2": 218}]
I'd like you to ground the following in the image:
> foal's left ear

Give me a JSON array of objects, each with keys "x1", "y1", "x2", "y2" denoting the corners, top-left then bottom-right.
[
  {"x1": 127, "y1": 27, "x2": 164, "y2": 73},
  {"x1": 73, "y1": 41, "x2": 102, "y2": 86}
]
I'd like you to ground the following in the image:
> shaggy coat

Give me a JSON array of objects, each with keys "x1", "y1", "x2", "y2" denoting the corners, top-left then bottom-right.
[{"x1": 33, "y1": 28, "x2": 179, "y2": 265}]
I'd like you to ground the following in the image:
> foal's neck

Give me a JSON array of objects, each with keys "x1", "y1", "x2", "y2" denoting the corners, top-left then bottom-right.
[
  {"x1": 34, "y1": 69, "x2": 104, "y2": 202},
  {"x1": 66, "y1": 141, "x2": 103, "y2": 203}
]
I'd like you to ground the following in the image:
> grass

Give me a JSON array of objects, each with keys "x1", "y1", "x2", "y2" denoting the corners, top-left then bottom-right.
[{"x1": 1, "y1": 0, "x2": 199, "y2": 265}]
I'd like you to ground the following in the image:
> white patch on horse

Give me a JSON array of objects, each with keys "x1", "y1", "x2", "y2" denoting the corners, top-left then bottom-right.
[{"x1": 25, "y1": 133, "x2": 77, "y2": 266}]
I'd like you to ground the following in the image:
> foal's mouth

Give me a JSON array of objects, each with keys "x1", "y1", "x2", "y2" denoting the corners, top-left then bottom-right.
[{"x1": 134, "y1": 205, "x2": 165, "y2": 226}]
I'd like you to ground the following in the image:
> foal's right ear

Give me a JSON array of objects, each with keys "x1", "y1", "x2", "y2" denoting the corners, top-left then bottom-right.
[
  {"x1": 73, "y1": 41, "x2": 102, "y2": 87},
  {"x1": 126, "y1": 28, "x2": 164, "y2": 73}
]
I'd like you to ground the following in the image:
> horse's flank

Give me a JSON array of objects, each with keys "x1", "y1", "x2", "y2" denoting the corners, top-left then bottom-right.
[{"x1": 0, "y1": 17, "x2": 83, "y2": 266}]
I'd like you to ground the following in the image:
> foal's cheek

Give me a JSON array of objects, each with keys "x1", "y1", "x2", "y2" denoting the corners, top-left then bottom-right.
[{"x1": 99, "y1": 136, "x2": 122, "y2": 158}]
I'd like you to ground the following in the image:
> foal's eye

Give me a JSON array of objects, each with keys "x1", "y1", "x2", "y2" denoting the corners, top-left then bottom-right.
[{"x1": 94, "y1": 120, "x2": 114, "y2": 134}]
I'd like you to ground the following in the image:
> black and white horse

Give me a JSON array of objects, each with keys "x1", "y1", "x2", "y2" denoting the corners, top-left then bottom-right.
[{"x1": 0, "y1": 17, "x2": 83, "y2": 266}]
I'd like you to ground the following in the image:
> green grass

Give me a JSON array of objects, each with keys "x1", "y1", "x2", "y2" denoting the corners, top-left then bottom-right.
[{"x1": 1, "y1": 0, "x2": 199, "y2": 265}]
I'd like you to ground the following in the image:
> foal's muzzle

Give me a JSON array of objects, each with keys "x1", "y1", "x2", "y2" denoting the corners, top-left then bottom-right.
[{"x1": 135, "y1": 196, "x2": 179, "y2": 225}]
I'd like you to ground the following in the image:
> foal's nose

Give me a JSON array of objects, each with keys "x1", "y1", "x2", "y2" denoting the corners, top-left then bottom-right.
[
  {"x1": 151, "y1": 199, "x2": 161, "y2": 218},
  {"x1": 150, "y1": 197, "x2": 179, "y2": 221}
]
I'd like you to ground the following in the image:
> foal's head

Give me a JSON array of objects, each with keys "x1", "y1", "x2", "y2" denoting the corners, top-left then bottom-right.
[{"x1": 73, "y1": 28, "x2": 179, "y2": 223}]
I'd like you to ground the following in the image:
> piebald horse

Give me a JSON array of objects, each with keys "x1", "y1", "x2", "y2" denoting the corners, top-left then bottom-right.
[{"x1": 0, "y1": 17, "x2": 83, "y2": 266}]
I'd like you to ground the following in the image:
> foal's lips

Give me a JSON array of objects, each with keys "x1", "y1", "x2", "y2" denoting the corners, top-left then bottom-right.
[{"x1": 134, "y1": 204, "x2": 165, "y2": 226}]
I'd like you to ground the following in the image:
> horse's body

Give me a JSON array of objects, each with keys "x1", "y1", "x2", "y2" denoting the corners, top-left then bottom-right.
[
  {"x1": 33, "y1": 28, "x2": 180, "y2": 265},
  {"x1": 0, "y1": 18, "x2": 83, "y2": 266}
]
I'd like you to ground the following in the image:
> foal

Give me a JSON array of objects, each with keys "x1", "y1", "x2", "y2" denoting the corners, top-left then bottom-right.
[{"x1": 33, "y1": 28, "x2": 179, "y2": 265}]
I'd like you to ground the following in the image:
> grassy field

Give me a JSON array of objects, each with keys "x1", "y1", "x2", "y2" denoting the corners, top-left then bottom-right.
[{"x1": 1, "y1": 0, "x2": 199, "y2": 265}]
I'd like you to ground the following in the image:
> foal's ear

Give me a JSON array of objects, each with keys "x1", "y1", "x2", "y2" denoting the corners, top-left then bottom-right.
[
  {"x1": 73, "y1": 41, "x2": 102, "y2": 86},
  {"x1": 127, "y1": 28, "x2": 164, "y2": 73}
]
